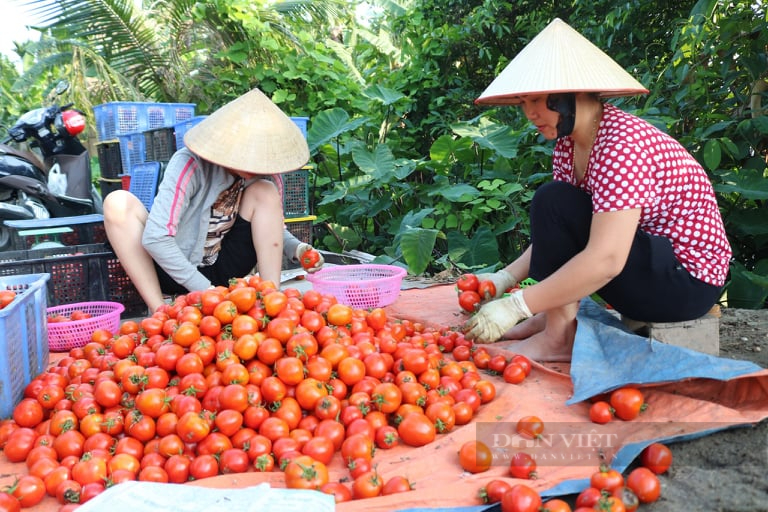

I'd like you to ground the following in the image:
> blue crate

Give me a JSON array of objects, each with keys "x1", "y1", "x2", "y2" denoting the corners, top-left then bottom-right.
[
  {"x1": 94, "y1": 102, "x2": 196, "y2": 142},
  {"x1": 291, "y1": 116, "x2": 309, "y2": 139},
  {"x1": 0, "y1": 273, "x2": 49, "y2": 419},
  {"x1": 174, "y1": 116, "x2": 208, "y2": 150},
  {"x1": 117, "y1": 133, "x2": 146, "y2": 175},
  {"x1": 129, "y1": 161, "x2": 163, "y2": 211}
]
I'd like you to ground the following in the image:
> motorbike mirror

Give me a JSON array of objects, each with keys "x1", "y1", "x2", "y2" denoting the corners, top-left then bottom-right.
[{"x1": 61, "y1": 110, "x2": 85, "y2": 136}]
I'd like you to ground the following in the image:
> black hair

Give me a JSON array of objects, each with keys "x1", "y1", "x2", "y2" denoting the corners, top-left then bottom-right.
[{"x1": 546, "y1": 93, "x2": 576, "y2": 137}]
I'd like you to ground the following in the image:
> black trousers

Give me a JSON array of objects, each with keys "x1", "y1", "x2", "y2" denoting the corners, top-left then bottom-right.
[
  {"x1": 527, "y1": 181, "x2": 721, "y2": 322},
  {"x1": 155, "y1": 215, "x2": 257, "y2": 295}
]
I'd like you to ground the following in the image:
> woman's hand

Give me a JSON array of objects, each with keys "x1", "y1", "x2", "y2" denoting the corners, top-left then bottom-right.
[
  {"x1": 474, "y1": 269, "x2": 518, "y2": 300},
  {"x1": 463, "y1": 290, "x2": 533, "y2": 343},
  {"x1": 296, "y1": 243, "x2": 324, "y2": 273}
]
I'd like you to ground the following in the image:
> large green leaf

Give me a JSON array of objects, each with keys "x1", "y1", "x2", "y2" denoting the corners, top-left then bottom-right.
[
  {"x1": 446, "y1": 227, "x2": 500, "y2": 268},
  {"x1": 317, "y1": 175, "x2": 374, "y2": 205},
  {"x1": 452, "y1": 118, "x2": 519, "y2": 159},
  {"x1": 306, "y1": 108, "x2": 370, "y2": 152},
  {"x1": 702, "y1": 139, "x2": 721, "y2": 170},
  {"x1": 362, "y1": 84, "x2": 405, "y2": 106},
  {"x1": 714, "y1": 169, "x2": 768, "y2": 200},
  {"x1": 400, "y1": 226, "x2": 439, "y2": 275},
  {"x1": 429, "y1": 134, "x2": 474, "y2": 163}
]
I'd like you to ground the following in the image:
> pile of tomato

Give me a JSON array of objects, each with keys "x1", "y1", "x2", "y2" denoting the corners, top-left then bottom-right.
[
  {"x1": 465, "y1": 428, "x2": 670, "y2": 512},
  {"x1": 0, "y1": 276, "x2": 512, "y2": 510},
  {"x1": 47, "y1": 310, "x2": 93, "y2": 324}
]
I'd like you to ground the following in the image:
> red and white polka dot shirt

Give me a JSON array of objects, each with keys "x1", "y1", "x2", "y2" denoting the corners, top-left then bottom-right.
[{"x1": 552, "y1": 104, "x2": 732, "y2": 287}]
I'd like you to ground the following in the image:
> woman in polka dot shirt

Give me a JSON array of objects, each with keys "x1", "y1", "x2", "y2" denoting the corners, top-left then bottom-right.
[{"x1": 461, "y1": 19, "x2": 732, "y2": 361}]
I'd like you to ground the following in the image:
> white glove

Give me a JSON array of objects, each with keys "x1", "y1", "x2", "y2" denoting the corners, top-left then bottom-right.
[
  {"x1": 463, "y1": 290, "x2": 533, "y2": 344},
  {"x1": 295, "y1": 243, "x2": 324, "y2": 273},
  {"x1": 475, "y1": 269, "x2": 518, "y2": 300}
]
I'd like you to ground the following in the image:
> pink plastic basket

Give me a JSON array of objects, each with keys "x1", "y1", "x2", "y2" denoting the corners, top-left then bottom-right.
[
  {"x1": 47, "y1": 302, "x2": 125, "y2": 352},
  {"x1": 306, "y1": 264, "x2": 406, "y2": 309}
]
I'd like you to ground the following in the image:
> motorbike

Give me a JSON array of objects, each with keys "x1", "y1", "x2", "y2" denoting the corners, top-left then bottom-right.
[{"x1": 0, "y1": 81, "x2": 102, "y2": 250}]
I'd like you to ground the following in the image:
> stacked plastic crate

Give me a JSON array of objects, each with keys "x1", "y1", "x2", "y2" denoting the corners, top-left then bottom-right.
[
  {"x1": 93, "y1": 101, "x2": 196, "y2": 202},
  {"x1": 283, "y1": 117, "x2": 315, "y2": 246}
]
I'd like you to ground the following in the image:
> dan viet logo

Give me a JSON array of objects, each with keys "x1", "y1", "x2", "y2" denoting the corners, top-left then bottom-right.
[{"x1": 476, "y1": 421, "x2": 622, "y2": 467}]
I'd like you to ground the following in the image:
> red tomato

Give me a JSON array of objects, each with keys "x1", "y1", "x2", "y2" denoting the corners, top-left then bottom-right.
[
  {"x1": 456, "y1": 273, "x2": 479, "y2": 293},
  {"x1": 609, "y1": 387, "x2": 646, "y2": 421},
  {"x1": 12, "y1": 474, "x2": 47, "y2": 508},
  {"x1": 500, "y1": 483, "x2": 542, "y2": 512},
  {"x1": 625, "y1": 467, "x2": 661, "y2": 503},
  {"x1": 351, "y1": 470, "x2": 383, "y2": 499},
  {"x1": 284, "y1": 455, "x2": 329, "y2": 490},
  {"x1": 503, "y1": 362, "x2": 527, "y2": 384},
  {"x1": 590, "y1": 465, "x2": 625, "y2": 492},
  {"x1": 397, "y1": 412, "x2": 436, "y2": 447},
  {"x1": 458, "y1": 440, "x2": 493, "y2": 474},
  {"x1": 508, "y1": 452, "x2": 537, "y2": 480},
  {"x1": 640, "y1": 442, "x2": 673, "y2": 474},
  {"x1": 320, "y1": 481, "x2": 352, "y2": 503},
  {"x1": 300, "y1": 248, "x2": 321, "y2": 270},
  {"x1": 481, "y1": 479, "x2": 513, "y2": 504},
  {"x1": 458, "y1": 290, "x2": 481, "y2": 313},
  {"x1": 515, "y1": 415, "x2": 544, "y2": 439},
  {"x1": 477, "y1": 280, "x2": 497, "y2": 301},
  {"x1": 381, "y1": 475, "x2": 413, "y2": 496},
  {"x1": 589, "y1": 400, "x2": 614, "y2": 424}
]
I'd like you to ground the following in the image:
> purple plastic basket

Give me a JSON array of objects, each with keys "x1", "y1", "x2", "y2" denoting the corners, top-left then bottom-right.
[
  {"x1": 47, "y1": 301, "x2": 124, "y2": 351},
  {"x1": 306, "y1": 264, "x2": 406, "y2": 309}
]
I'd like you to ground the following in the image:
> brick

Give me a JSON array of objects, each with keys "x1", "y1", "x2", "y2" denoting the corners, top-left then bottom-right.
[{"x1": 621, "y1": 307, "x2": 720, "y2": 355}]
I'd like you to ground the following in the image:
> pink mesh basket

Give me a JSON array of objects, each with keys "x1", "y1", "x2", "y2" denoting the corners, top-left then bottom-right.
[
  {"x1": 306, "y1": 264, "x2": 406, "y2": 309},
  {"x1": 47, "y1": 301, "x2": 125, "y2": 352}
]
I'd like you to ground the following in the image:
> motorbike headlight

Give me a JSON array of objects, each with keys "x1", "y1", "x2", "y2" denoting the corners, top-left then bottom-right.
[{"x1": 61, "y1": 110, "x2": 86, "y2": 136}]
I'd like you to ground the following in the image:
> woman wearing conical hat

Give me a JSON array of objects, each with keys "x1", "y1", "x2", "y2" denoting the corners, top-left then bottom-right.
[
  {"x1": 104, "y1": 89, "x2": 323, "y2": 313},
  {"x1": 463, "y1": 19, "x2": 732, "y2": 361}
]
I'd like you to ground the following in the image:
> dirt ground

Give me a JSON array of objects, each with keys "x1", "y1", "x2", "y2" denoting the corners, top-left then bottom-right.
[{"x1": 631, "y1": 307, "x2": 768, "y2": 512}]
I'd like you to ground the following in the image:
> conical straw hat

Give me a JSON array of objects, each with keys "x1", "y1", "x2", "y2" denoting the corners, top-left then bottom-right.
[
  {"x1": 475, "y1": 18, "x2": 648, "y2": 106},
  {"x1": 184, "y1": 88, "x2": 309, "y2": 175}
]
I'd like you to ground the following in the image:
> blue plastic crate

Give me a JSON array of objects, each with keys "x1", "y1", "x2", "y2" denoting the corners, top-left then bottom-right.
[
  {"x1": 117, "y1": 133, "x2": 146, "y2": 175},
  {"x1": 0, "y1": 273, "x2": 49, "y2": 419},
  {"x1": 291, "y1": 116, "x2": 309, "y2": 139},
  {"x1": 129, "y1": 161, "x2": 163, "y2": 211},
  {"x1": 94, "y1": 102, "x2": 196, "y2": 142},
  {"x1": 174, "y1": 116, "x2": 208, "y2": 150}
]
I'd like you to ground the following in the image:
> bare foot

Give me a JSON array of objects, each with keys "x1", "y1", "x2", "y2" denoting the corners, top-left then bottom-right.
[
  {"x1": 500, "y1": 313, "x2": 546, "y2": 340},
  {"x1": 494, "y1": 319, "x2": 577, "y2": 362}
]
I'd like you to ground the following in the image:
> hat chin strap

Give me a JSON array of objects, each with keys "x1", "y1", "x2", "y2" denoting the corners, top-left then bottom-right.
[{"x1": 547, "y1": 93, "x2": 576, "y2": 137}]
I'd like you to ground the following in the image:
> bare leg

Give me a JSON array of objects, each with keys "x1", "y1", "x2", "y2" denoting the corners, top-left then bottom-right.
[
  {"x1": 239, "y1": 179, "x2": 284, "y2": 286},
  {"x1": 103, "y1": 190, "x2": 165, "y2": 312},
  {"x1": 501, "y1": 312, "x2": 547, "y2": 340},
  {"x1": 494, "y1": 302, "x2": 579, "y2": 362}
]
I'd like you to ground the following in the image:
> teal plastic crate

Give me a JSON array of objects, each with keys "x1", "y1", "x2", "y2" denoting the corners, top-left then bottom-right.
[
  {"x1": 0, "y1": 273, "x2": 50, "y2": 419},
  {"x1": 281, "y1": 168, "x2": 310, "y2": 218}
]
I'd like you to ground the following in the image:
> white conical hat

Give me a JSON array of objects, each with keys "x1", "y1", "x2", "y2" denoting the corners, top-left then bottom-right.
[
  {"x1": 475, "y1": 18, "x2": 648, "y2": 106},
  {"x1": 184, "y1": 88, "x2": 309, "y2": 175}
]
